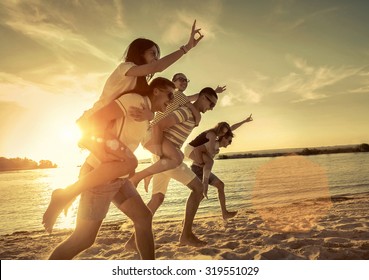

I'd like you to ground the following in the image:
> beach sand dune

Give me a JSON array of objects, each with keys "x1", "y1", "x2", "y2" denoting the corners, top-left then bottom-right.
[{"x1": 1, "y1": 193, "x2": 369, "y2": 260}]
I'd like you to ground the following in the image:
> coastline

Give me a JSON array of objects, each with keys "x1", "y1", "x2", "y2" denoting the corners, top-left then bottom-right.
[
  {"x1": 217, "y1": 144, "x2": 369, "y2": 160},
  {"x1": 1, "y1": 192, "x2": 368, "y2": 260}
]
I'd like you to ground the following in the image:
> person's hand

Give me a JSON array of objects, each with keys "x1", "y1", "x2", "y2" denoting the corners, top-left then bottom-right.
[
  {"x1": 214, "y1": 85, "x2": 227, "y2": 94},
  {"x1": 245, "y1": 113, "x2": 253, "y2": 122},
  {"x1": 185, "y1": 20, "x2": 204, "y2": 51},
  {"x1": 128, "y1": 103, "x2": 154, "y2": 122}
]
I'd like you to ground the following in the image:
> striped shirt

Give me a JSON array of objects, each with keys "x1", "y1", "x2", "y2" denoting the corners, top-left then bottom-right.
[
  {"x1": 151, "y1": 90, "x2": 189, "y2": 126},
  {"x1": 163, "y1": 106, "x2": 196, "y2": 148}
]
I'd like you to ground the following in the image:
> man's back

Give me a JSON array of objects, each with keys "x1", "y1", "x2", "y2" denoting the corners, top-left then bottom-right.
[{"x1": 163, "y1": 106, "x2": 196, "y2": 149}]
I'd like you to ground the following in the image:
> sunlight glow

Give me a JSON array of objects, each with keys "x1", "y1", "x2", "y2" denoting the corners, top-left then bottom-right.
[{"x1": 59, "y1": 125, "x2": 82, "y2": 144}]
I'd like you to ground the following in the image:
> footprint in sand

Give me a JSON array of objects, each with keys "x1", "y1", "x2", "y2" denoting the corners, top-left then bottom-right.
[
  {"x1": 220, "y1": 251, "x2": 240, "y2": 260},
  {"x1": 258, "y1": 248, "x2": 305, "y2": 260},
  {"x1": 221, "y1": 241, "x2": 239, "y2": 250},
  {"x1": 198, "y1": 247, "x2": 221, "y2": 256}
]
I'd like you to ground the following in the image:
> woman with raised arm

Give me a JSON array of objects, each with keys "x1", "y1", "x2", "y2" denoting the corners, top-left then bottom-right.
[{"x1": 42, "y1": 20, "x2": 204, "y2": 233}]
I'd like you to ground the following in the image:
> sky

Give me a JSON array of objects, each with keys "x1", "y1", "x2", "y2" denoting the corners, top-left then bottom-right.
[{"x1": 0, "y1": 0, "x2": 368, "y2": 167}]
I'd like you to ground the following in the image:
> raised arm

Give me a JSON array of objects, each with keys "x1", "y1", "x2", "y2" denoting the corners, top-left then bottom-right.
[
  {"x1": 230, "y1": 113, "x2": 253, "y2": 131},
  {"x1": 126, "y1": 20, "x2": 204, "y2": 77}
]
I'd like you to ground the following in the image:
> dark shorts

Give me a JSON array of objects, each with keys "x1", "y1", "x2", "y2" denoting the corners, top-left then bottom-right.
[{"x1": 190, "y1": 164, "x2": 217, "y2": 185}]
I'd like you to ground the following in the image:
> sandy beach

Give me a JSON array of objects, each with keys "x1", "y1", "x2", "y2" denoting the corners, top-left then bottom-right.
[{"x1": 1, "y1": 192, "x2": 368, "y2": 260}]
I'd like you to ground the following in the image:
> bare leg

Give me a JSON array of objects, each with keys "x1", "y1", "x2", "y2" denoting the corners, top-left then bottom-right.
[
  {"x1": 49, "y1": 218, "x2": 102, "y2": 259},
  {"x1": 130, "y1": 139, "x2": 183, "y2": 188},
  {"x1": 124, "y1": 193, "x2": 164, "y2": 252},
  {"x1": 201, "y1": 154, "x2": 214, "y2": 199},
  {"x1": 188, "y1": 145, "x2": 214, "y2": 199},
  {"x1": 211, "y1": 177, "x2": 237, "y2": 220},
  {"x1": 43, "y1": 159, "x2": 137, "y2": 233},
  {"x1": 179, "y1": 178, "x2": 207, "y2": 247},
  {"x1": 118, "y1": 194, "x2": 155, "y2": 260},
  {"x1": 143, "y1": 175, "x2": 153, "y2": 192}
]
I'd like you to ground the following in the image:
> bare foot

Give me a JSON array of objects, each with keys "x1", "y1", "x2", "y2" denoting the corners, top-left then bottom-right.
[
  {"x1": 42, "y1": 189, "x2": 71, "y2": 233},
  {"x1": 223, "y1": 210, "x2": 238, "y2": 220},
  {"x1": 143, "y1": 175, "x2": 153, "y2": 192},
  {"x1": 124, "y1": 237, "x2": 138, "y2": 252},
  {"x1": 179, "y1": 233, "x2": 207, "y2": 247}
]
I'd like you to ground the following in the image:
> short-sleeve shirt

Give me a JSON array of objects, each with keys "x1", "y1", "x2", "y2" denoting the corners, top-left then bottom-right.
[
  {"x1": 163, "y1": 106, "x2": 196, "y2": 149},
  {"x1": 80, "y1": 62, "x2": 137, "y2": 120},
  {"x1": 151, "y1": 90, "x2": 189, "y2": 126},
  {"x1": 113, "y1": 94, "x2": 151, "y2": 152}
]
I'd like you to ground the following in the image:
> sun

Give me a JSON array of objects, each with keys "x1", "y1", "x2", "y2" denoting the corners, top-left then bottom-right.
[{"x1": 59, "y1": 124, "x2": 82, "y2": 143}]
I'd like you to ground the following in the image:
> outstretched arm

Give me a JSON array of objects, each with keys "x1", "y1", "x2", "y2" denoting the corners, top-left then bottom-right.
[
  {"x1": 230, "y1": 113, "x2": 253, "y2": 131},
  {"x1": 126, "y1": 20, "x2": 204, "y2": 77}
]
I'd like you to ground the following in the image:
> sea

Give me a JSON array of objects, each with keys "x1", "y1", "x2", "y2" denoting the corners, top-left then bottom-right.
[{"x1": 0, "y1": 152, "x2": 368, "y2": 235}]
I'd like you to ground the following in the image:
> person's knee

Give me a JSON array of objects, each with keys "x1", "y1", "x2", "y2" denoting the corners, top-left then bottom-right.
[
  {"x1": 152, "y1": 193, "x2": 165, "y2": 207},
  {"x1": 188, "y1": 178, "x2": 204, "y2": 197},
  {"x1": 132, "y1": 206, "x2": 153, "y2": 229},
  {"x1": 130, "y1": 157, "x2": 139, "y2": 172},
  {"x1": 169, "y1": 152, "x2": 183, "y2": 168},
  {"x1": 217, "y1": 180, "x2": 225, "y2": 191},
  {"x1": 173, "y1": 159, "x2": 182, "y2": 168},
  {"x1": 125, "y1": 157, "x2": 138, "y2": 177},
  {"x1": 146, "y1": 192, "x2": 165, "y2": 214}
]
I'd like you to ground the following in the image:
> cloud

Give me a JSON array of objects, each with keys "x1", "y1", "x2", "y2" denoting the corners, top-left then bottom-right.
[
  {"x1": 1, "y1": 0, "x2": 123, "y2": 63},
  {"x1": 272, "y1": 54, "x2": 364, "y2": 102},
  {"x1": 220, "y1": 79, "x2": 262, "y2": 107},
  {"x1": 231, "y1": 55, "x2": 368, "y2": 105},
  {"x1": 160, "y1": 0, "x2": 222, "y2": 44},
  {"x1": 349, "y1": 86, "x2": 369, "y2": 94},
  {"x1": 0, "y1": 70, "x2": 106, "y2": 112},
  {"x1": 270, "y1": 3, "x2": 341, "y2": 31}
]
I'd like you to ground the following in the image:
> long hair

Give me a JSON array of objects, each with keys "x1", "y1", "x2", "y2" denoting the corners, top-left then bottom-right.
[
  {"x1": 211, "y1": 122, "x2": 231, "y2": 136},
  {"x1": 123, "y1": 38, "x2": 161, "y2": 95}
]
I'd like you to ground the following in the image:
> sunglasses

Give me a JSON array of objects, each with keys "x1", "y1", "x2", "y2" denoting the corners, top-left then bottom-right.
[
  {"x1": 204, "y1": 95, "x2": 216, "y2": 108},
  {"x1": 174, "y1": 77, "x2": 190, "y2": 83}
]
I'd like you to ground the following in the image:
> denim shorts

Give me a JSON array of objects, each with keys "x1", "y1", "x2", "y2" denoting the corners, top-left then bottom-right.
[{"x1": 78, "y1": 178, "x2": 139, "y2": 221}]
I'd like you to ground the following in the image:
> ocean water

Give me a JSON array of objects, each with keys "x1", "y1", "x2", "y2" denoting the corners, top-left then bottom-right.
[{"x1": 0, "y1": 153, "x2": 368, "y2": 235}]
